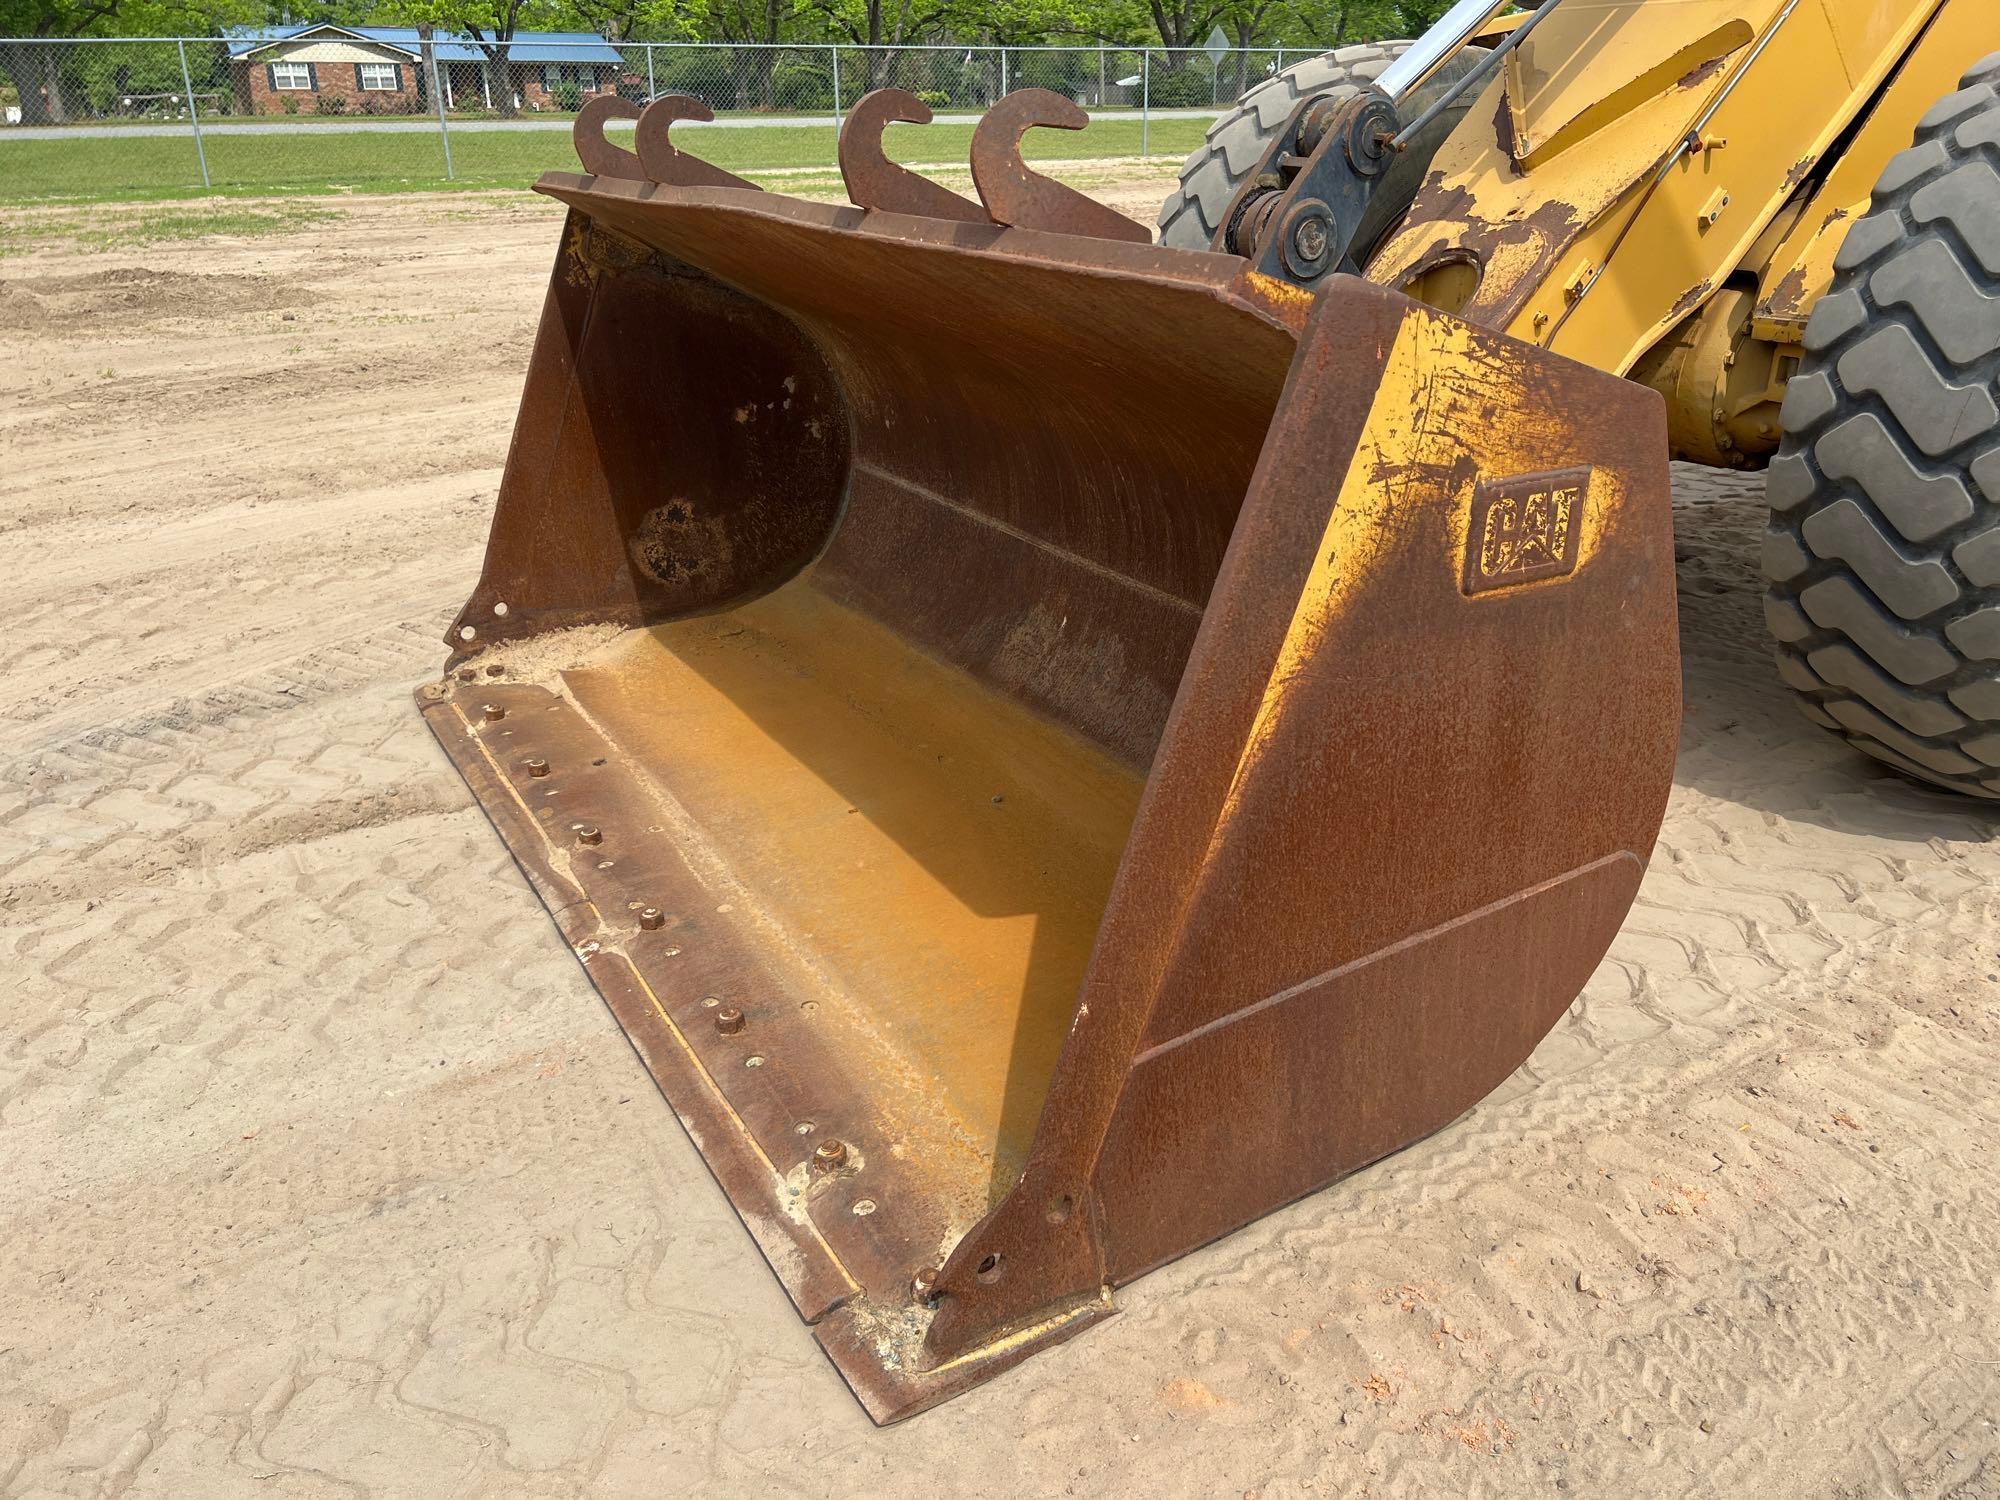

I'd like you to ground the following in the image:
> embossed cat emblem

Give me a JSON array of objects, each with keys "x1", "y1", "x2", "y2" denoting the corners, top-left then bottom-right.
[{"x1": 1464, "y1": 468, "x2": 1591, "y2": 595}]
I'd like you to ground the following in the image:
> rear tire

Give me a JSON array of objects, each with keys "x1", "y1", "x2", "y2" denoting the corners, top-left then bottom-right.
[
  {"x1": 1763, "y1": 52, "x2": 2000, "y2": 798},
  {"x1": 1156, "y1": 43, "x2": 1487, "y2": 254}
]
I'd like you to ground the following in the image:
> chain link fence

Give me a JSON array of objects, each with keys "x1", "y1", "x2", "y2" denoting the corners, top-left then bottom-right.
[{"x1": 0, "y1": 36, "x2": 1325, "y2": 201}]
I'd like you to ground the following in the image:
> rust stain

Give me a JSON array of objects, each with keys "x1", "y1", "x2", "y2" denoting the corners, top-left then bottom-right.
[
  {"x1": 1666, "y1": 280, "x2": 1714, "y2": 324},
  {"x1": 1764, "y1": 264, "x2": 1810, "y2": 318},
  {"x1": 1388, "y1": 185, "x2": 1583, "y2": 330},
  {"x1": 1492, "y1": 89, "x2": 1523, "y2": 176},
  {"x1": 1678, "y1": 54, "x2": 1728, "y2": 89}
]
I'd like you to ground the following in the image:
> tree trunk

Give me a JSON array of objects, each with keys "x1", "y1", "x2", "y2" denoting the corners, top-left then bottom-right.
[
  {"x1": 1232, "y1": 17, "x2": 1257, "y2": 97},
  {"x1": 0, "y1": 49, "x2": 45, "y2": 126},
  {"x1": 482, "y1": 52, "x2": 518, "y2": 116},
  {"x1": 1, "y1": 46, "x2": 73, "y2": 126}
]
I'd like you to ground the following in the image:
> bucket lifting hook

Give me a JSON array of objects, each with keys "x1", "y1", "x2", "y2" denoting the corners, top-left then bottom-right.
[
  {"x1": 635, "y1": 94, "x2": 761, "y2": 191},
  {"x1": 572, "y1": 94, "x2": 645, "y2": 180},
  {"x1": 969, "y1": 89, "x2": 1150, "y2": 243},
  {"x1": 838, "y1": 88, "x2": 988, "y2": 222}
]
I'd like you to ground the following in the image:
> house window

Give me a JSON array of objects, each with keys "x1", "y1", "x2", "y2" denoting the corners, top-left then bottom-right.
[
  {"x1": 269, "y1": 61, "x2": 312, "y2": 90},
  {"x1": 358, "y1": 62, "x2": 401, "y2": 91}
]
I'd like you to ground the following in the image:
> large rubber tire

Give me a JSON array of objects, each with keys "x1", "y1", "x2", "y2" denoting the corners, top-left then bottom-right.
[
  {"x1": 1157, "y1": 42, "x2": 1488, "y2": 254},
  {"x1": 1763, "y1": 52, "x2": 2000, "y2": 798}
]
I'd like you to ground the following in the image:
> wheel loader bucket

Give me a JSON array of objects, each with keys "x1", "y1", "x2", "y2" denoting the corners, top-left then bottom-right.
[{"x1": 420, "y1": 96, "x2": 1681, "y2": 1422}]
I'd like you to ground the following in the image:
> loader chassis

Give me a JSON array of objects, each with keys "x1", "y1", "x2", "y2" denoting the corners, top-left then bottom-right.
[
  {"x1": 418, "y1": 0, "x2": 2000, "y2": 1422},
  {"x1": 1371, "y1": 0, "x2": 1987, "y2": 463}
]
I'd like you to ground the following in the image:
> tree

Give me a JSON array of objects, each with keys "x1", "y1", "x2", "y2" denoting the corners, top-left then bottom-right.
[
  {"x1": 679, "y1": 0, "x2": 800, "y2": 109},
  {"x1": 0, "y1": 0, "x2": 255, "y2": 125},
  {"x1": 386, "y1": 0, "x2": 577, "y2": 116},
  {"x1": 1280, "y1": 0, "x2": 1458, "y2": 48},
  {"x1": 1222, "y1": 0, "x2": 1281, "y2": 94},
  {"x1": 1144, "y1": 0, "x2": 1226, "y2": 58},
  {"x1": 806, "y1": 0, "x2": 950, "y2": 90}
]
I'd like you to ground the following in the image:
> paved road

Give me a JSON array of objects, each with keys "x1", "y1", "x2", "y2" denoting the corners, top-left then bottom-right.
[{"x1": 0, "y1": 107, "x2": 1226, "y2": 141}]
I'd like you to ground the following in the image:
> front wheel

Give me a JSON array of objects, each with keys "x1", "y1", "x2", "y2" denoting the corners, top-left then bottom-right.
[{"x1": 1763, "y1": 52, "x2": 2000, "y2": 798}]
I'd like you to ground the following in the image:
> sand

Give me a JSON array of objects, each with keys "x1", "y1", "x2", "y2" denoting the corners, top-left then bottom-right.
[{"x1": 2, "y1": 180, "x2": 1996, "y2": 1497}]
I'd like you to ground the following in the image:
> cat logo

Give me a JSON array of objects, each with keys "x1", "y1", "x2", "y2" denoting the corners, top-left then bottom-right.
[{"x1": 1462, "y1": 468, "x2": 1590, "y2": 596}]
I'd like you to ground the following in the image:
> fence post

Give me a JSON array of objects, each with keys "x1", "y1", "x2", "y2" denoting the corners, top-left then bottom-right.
[
  {"x1": 175, "y1": 40, "x2": 211, "y2": 190},
  {"x1": 1276, "y1": 46, "x2": 1284, "y2": 73},
  {"x1": 646, "y1": 42, "x2": 656, "y2": 98},
  {"x1": 999, "y1": 46, "x2": 1008, "y2": 98},
  {"x1": 1141, "y1": 49, "x2": 1150, "y2": 158},
  {"x1": 422, "y1": 29, "x2": 454, "y2": 180},
  {"x1": 1098, "y1": 44, "x2": 1105, "y2": 107},
  {"x1": 830, "y1": 44, "x2": 842, "y2": 131}
]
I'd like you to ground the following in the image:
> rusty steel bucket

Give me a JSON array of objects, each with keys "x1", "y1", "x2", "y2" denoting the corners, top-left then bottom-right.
[{"x1": 418, "y1": 93, "x2": 1681, "y2": 1422}]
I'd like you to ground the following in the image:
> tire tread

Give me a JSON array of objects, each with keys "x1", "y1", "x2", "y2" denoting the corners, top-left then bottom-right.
[{"x1": 1765, "y1": 54, "x2": 2000, "y2": 798}]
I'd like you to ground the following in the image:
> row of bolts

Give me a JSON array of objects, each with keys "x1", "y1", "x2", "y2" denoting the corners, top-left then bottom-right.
[{"x1": 475, "y1": 688, "x2": 855, "y2": 1182}]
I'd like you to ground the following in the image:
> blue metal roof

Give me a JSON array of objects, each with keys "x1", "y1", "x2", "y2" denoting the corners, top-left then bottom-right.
[{"x1": 223, "y1": 24, "x2": 625, "y2": 65}]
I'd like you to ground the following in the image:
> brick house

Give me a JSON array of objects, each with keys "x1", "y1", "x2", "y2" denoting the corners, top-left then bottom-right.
[{"x1": 225, "y1": 25, "x2": 627, "y2": 116}]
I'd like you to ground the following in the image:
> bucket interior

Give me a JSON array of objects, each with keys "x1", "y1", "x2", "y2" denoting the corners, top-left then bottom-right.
[
  {"x1": 504, "y1": 187, "x2": 1308, "y2": 1216},
  {"x1": 564, "y1": 579, "x2": 1142, "y2": 1187}
]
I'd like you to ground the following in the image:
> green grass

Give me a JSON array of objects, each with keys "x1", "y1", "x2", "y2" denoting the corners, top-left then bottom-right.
[
  {"x1": 0, "y1": 200, "x2": 341, "y2": 256},
  {"x1": 0, "y1": 116, "x2": 1212, "y2": 205}
]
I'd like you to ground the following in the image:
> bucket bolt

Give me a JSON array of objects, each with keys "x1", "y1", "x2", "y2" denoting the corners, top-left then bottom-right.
[
  {"x1": 637, "y1": 907, "x2": 665, "y2": 931},
  {"x1": 714, "y1": 1006, "x2": 746, "y2": 1036},
  {"x1": 481, "y1": 703, "x2": 506, "y2": 722},
  {"x1": 525, "y1": 757, "x2": 550, "y2": 778},
  {"x1": 577, "y1": 826, "x2": 603, "y2": 846},
  {"x1": 911, "y1": 1267, "x2": 941, "y2": 1306},
  {"x1": 812, "y1": 1138, "x2": 849, "y2": 1172}
]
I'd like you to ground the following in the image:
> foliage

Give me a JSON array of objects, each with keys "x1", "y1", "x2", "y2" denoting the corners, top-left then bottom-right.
[
  {"x1": 769, "y1": 50, "x2": 829, "y2": 108},
  {"x1": 649, "y1": 44, "x2": 733, "y2": 107},
  {"x1": 0, "y1": 0, "x2": 1492, "y2": 130},
  {"x1": 1146, "y1": 62, "x2": 1208, "y2": 106},
  {"x1": 6, "y1": 0, "x2": 1470, "y2": 53}
]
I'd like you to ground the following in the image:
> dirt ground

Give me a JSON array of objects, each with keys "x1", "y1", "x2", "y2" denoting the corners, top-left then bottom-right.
[{"x1": 3, "y1": 177, "x2": 1998, "y2": 1499}]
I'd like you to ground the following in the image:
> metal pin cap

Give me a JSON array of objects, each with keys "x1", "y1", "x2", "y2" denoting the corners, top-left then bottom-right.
[{"x1": 812, "y1": 1138, "x2": 849, "y2": 1172}]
